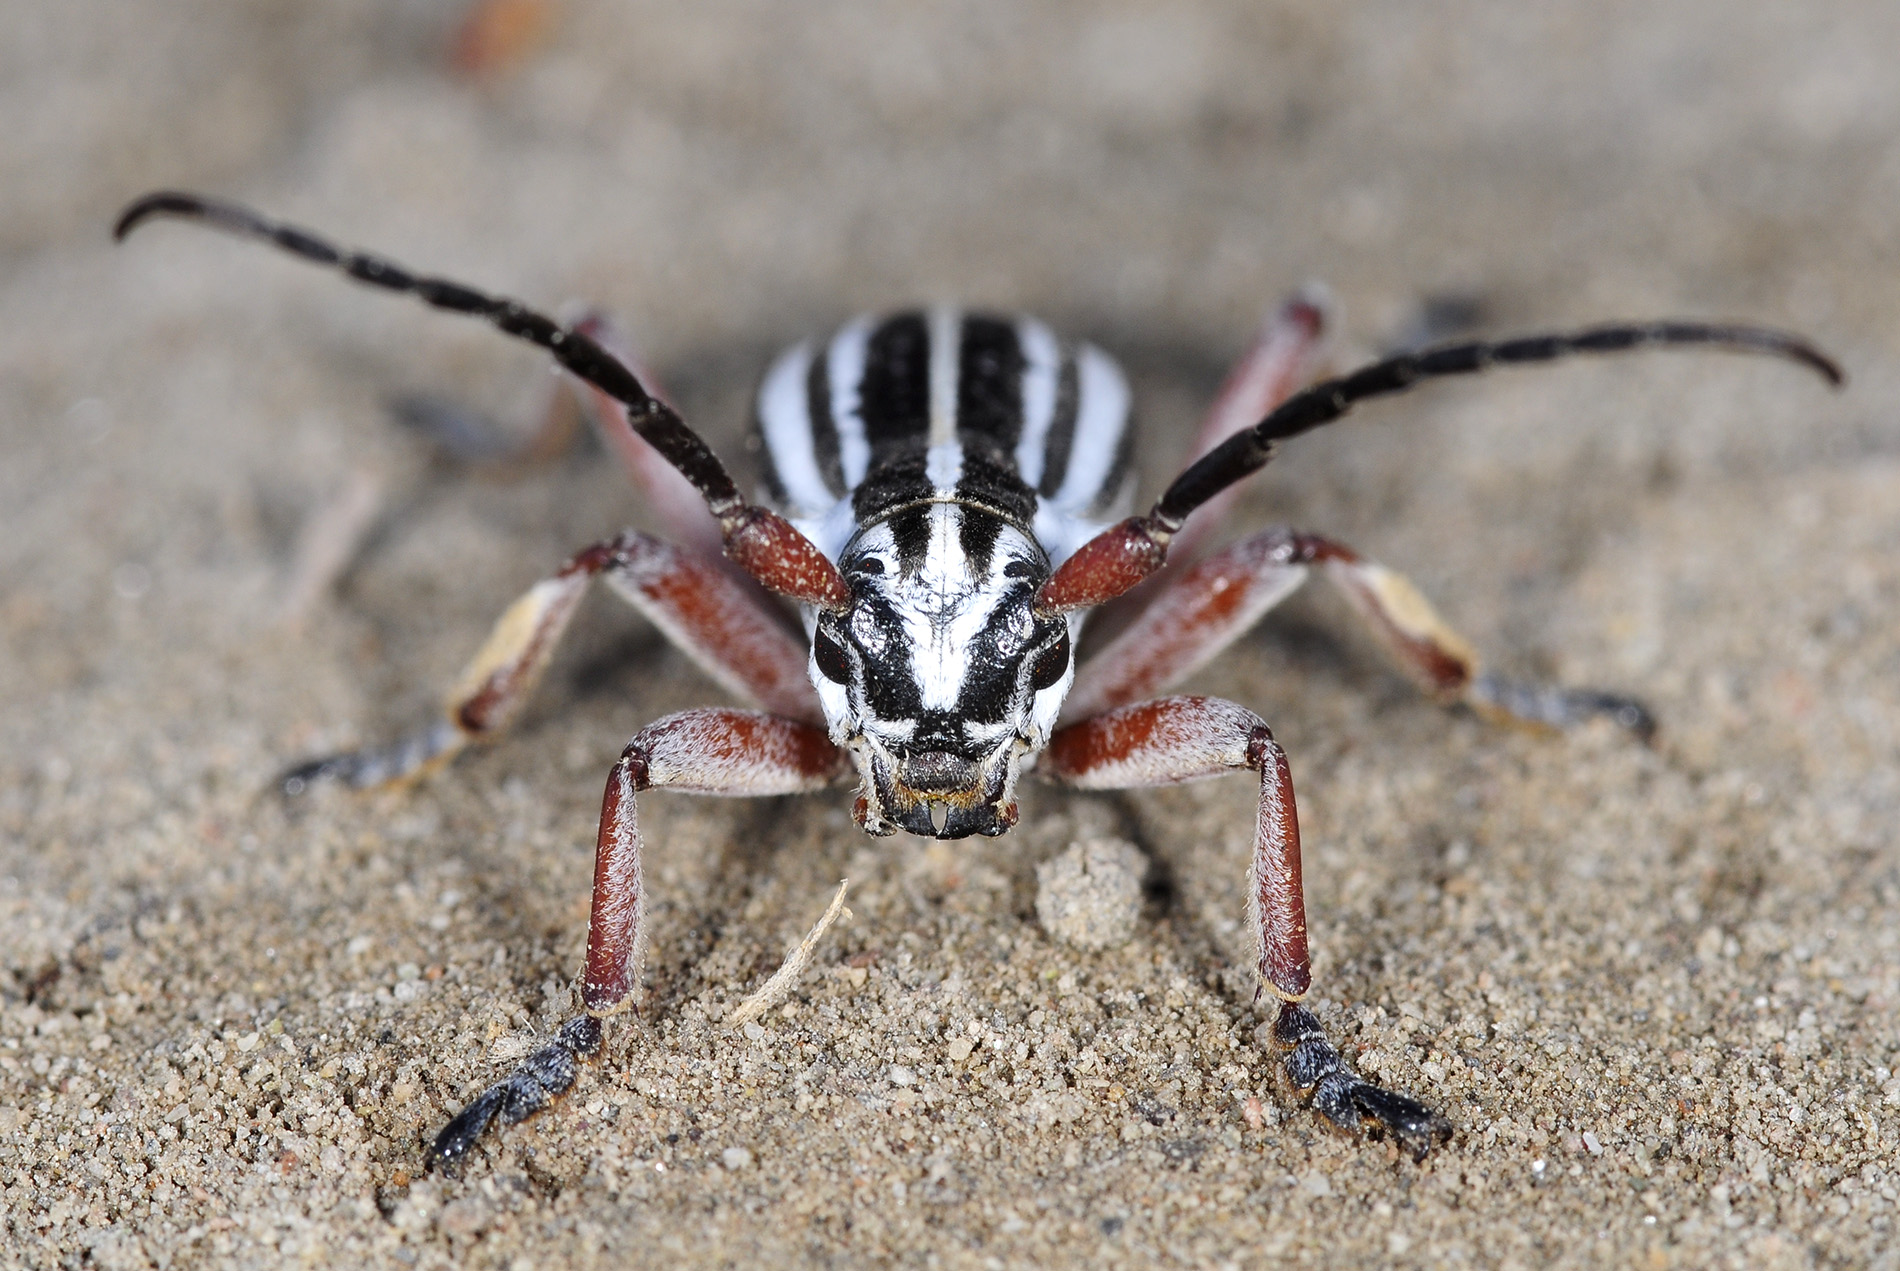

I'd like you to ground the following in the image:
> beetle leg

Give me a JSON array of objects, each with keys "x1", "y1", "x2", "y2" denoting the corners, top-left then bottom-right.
[
  {"x1": 1064, "y1": 529, "x2": 1311, "y2": 722},
  {"x1": 1067, "y1": 526, "x2": 1654, "y2": 736},
  {"x1": 561, "y1": 313, "x2": 728, "y2": 562},
  {"x1": 1089, "y1": 294, "x2": 1329, "y2": 644},
  {"x1": 1041, "y1": 695, "x2": 1454, "y2": 1158},
  {"x1": 1298, "y1": 534, "x2": 1657, "y2": 737},
  {"x1": 428, "y1": 708, "x2": 846, "y2": 1172},
  {"x1": 282, "y1": 529, "x2": 820, "y2": 795},
  {"x1": 1162, "y1": 291, "x2": 1332, "y2": 573}
]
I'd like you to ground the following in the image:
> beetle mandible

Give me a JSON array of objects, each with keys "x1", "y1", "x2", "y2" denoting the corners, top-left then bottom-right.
[{"x1": 115, "y1": 191, "x2": 1842, "y2": 1168}]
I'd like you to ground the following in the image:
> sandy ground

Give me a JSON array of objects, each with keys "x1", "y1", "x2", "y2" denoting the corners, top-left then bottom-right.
[{"x1": 4, "y1": 2, "x2": 1900, "y2": 1267}]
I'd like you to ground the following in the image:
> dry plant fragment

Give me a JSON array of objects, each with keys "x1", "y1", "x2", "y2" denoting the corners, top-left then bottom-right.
[
  {"x1": 727, "y1": 880, "x2": 851, "y2": 1027},
  {"x1": 272, "y1": 467, "x2": 383, "y2": 629}
]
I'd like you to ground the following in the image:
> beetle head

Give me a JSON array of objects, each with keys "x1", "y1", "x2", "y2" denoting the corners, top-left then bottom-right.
[{"x1": 809, "y1": 503, "x2": 1074, "y2": 839}]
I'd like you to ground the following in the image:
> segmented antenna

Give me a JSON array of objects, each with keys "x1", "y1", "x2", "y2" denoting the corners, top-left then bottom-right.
[
  {"x1": 115, "y1": 191, "x2": 848, "y2": 608},
  {"x1": 1151, "y1": 321, "x2": 1844, "y2": 531},
  {"x1": 115, "y1": 191, "x2": 744, "y2": 515},
  {"x1": 1037, "y1": 317, "x2": 1841, "y2": 615}
]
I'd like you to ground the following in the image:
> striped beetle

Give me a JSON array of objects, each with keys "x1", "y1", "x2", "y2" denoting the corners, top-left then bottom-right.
[{"x1": 116, "y1": 191, "x2": 1840, "y2": 1168}]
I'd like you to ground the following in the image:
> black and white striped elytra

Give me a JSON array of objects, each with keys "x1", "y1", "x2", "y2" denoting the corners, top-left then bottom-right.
[{"x1": 756, "y1": 308, "x2": 1131, "y2": 840}]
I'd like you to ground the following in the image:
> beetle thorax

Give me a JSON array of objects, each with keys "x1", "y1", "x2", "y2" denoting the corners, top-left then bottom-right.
[{"x1": 808, "y1": 499, "x2": 1074, "y2": 839}]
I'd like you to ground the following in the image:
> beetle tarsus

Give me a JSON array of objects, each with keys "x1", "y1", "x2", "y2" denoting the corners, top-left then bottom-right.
[
  {"x1": 427, "y1": 1014, "x2": 603, "y2": 1174},
  {"x1": 276, "y1": 719, "x2": 464, "y2": 797},
  {"x1": 1272, "y1": 1002, "x2": 1453, "y2": 1161},
  {"x1": 1469, "y1": 674, "x2": 1657, "y2": 741}
]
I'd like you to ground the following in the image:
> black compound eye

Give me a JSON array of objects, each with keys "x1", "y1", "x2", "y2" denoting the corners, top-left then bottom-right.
[
  {"x1": 1027, "y1": 628, "x2": 1071, "y2": 692},
  {"x1": 813, "y1": 628, "x2": 852, "y2": 685}
]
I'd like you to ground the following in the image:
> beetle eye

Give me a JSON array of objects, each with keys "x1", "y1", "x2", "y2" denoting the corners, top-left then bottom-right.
[
  {"x1": 814, "y1": 628, "x2": 852, "y2": 685},
  {"x1": 1027, "y1": 628, "x2": 1071, "y2": 691}
]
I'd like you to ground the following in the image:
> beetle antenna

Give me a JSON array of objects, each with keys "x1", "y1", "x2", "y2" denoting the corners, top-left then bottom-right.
[
  {"x1": 115, "y1": 191, "x2": 847, "y2": 608},
  {"x1": 1149, "y1": 320, "x2": 1843, "y2": 531},
  {"x1": 116, "y1": 191, "x2": 743, "y2": 515},
  {"x1": 1036, "y1": 317, "x2": 1841, "y2": 616}
]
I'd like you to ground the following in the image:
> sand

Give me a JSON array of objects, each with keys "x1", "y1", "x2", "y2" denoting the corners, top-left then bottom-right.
[{"x1": 3, "y1": 2, "x2": 1898, "y2": 1267}]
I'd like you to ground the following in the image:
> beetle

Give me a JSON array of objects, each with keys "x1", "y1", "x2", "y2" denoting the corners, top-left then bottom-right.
[{"x1": 115, "y1": 191, "x2": 1841, "y2": 1168}]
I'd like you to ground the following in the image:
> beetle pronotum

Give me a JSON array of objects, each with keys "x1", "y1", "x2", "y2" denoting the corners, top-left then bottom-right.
[{"x1": 116, "y1": 191, "x2": 1841, "y2": 1168}]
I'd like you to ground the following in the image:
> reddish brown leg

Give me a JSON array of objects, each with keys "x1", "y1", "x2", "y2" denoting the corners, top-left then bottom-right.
[
  {"x1": 562, "y1": 313, "x2": 728, "y2": 563},
  {"x1": 1065, "y1": 530, "x2": 1311, "y2": 722},
  {"x1": 1163, "y1": 291, "x2": 1331, "y2": 573},
  {"x1": 283, "y1": 529, "x2": 820, "y2": 794},
  {"x1": 1091, "y1": 294, "x2": 1330, "y2": 641},
  {"x1": 1067, "y1": 527, "x2": 1654, "y2": 738},
  {"x1": 393, "y1": 309, "x2": 727, "y2": 561},
  {"x1": 1042, "y1": 695, "x2": 1452, "y2": 1158},
  {"x1": 429, "y1": 708, "x2": 846, "y2": 1172}
]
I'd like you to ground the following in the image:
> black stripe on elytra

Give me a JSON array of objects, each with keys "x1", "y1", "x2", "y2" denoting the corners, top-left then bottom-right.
[
  {"x1": 754, "y1": 417, "x2": 791, "y2": 508},
  {"x1": 860, "y1": 312, "x2": 931, "y2": 457},
  {"x1": 1087, "y1": 413, "x2": 1137, "y2": 516},
  {"x1": 1036, "y1": 351, "x2": 1081, "y2": 498},
  {"x1": 957, "y1": 315, "x2": 1025, "y2": 451},
  {"x1": 953, "y1": 438, "x2": 1038, "y2": 529},
  {"x1": 851, "y1": 445, "x2": 937, "y2": 528},
  {"x1": 804, "y1": 347, "x2": 845, "y2": 496}
]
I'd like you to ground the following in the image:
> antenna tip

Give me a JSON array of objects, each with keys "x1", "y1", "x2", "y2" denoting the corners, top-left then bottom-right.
[
  {"x1": 113, "y1": 191, "x2": 210, "y2": 243},
  {"x1": 1805, "y1": 345, "x2": 1847, "y2": 389}
]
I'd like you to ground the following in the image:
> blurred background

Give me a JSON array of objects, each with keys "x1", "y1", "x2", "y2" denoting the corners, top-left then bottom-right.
[{"x1": 3, "y1": 2, "x2": 1897, "y2": 1267}]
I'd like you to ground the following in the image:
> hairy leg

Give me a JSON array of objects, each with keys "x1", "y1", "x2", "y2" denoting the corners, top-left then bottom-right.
[
  {"x1": 428, "y1": 708, "x2": 845, "y2": 1172},
  {"x1": 1042, "y1": 695, "x2": 1452, "y2": 1158},
  {"x1": 283, "y1": 528, "x2": 819, "y2": 794},
  {"x1": 1067, "y1": 526, "x2": 1653, "y2": 737},
  {"x1": 1090, "y1": 294, "x2": 1330, "y2": 643}
]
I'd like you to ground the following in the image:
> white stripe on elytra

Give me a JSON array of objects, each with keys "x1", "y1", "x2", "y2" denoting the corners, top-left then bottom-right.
[
  {"x1": 1050, "y1": 343, "x2": 1130, "y2": 513},
  {"x1": 1013, "y1": 316, "x2": 1061, "y2": 488},
  {"x1": 757, "y1": 340, "x2": 832, "y2": 516},
  {"x1": 827, "y1": 315, "x2": 874, "y2": 487},
  {"x1": 925, "y1": 439, "x2": 964, "y2": 493},
  {"x1": 928, "y1": 306, "x2": 961, "y2": 447}
]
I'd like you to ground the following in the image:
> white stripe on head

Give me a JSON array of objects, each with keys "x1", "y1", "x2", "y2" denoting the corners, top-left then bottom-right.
[
  {"x1": 1050, "y1": 343, "x2": 1130, "y2": 513},
  {"x1": 911, "y1": 508, "x2": 973, "y2": 710},
  {"x1": 757, "y1": 340, "x2": 832, "y2": 517},
  {"x1": 827, "y1": 315, "x2": 874, "y2": 486},
  {"x1": 1013, "y1": 316, "x2": 1061, "y2": 488},
  {"x1": 898, "y1": 505, "x2": 1041, "y2": 714}
]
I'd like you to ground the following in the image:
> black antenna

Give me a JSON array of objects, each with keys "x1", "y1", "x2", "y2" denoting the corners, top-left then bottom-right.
[
  {"x1": 1151, "y1": 320, "x2": 1843, "y2": 531},
  {"x1": 115, "y1": 191, "x2": 746, "y2": 518}
]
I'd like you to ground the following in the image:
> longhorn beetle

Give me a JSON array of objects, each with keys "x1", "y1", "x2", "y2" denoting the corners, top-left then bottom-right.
[{"x1": 116, "y1": 191, "x2": 1842, "y2": 1169}]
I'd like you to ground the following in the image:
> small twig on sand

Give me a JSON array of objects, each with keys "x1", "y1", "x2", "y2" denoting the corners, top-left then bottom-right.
[
  {"x1": 726, "y1": 880, "x2": 851, "y2": 1027},
  {"x1": 273, "y1": 467, "x2": 383, "y2": 629}
]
